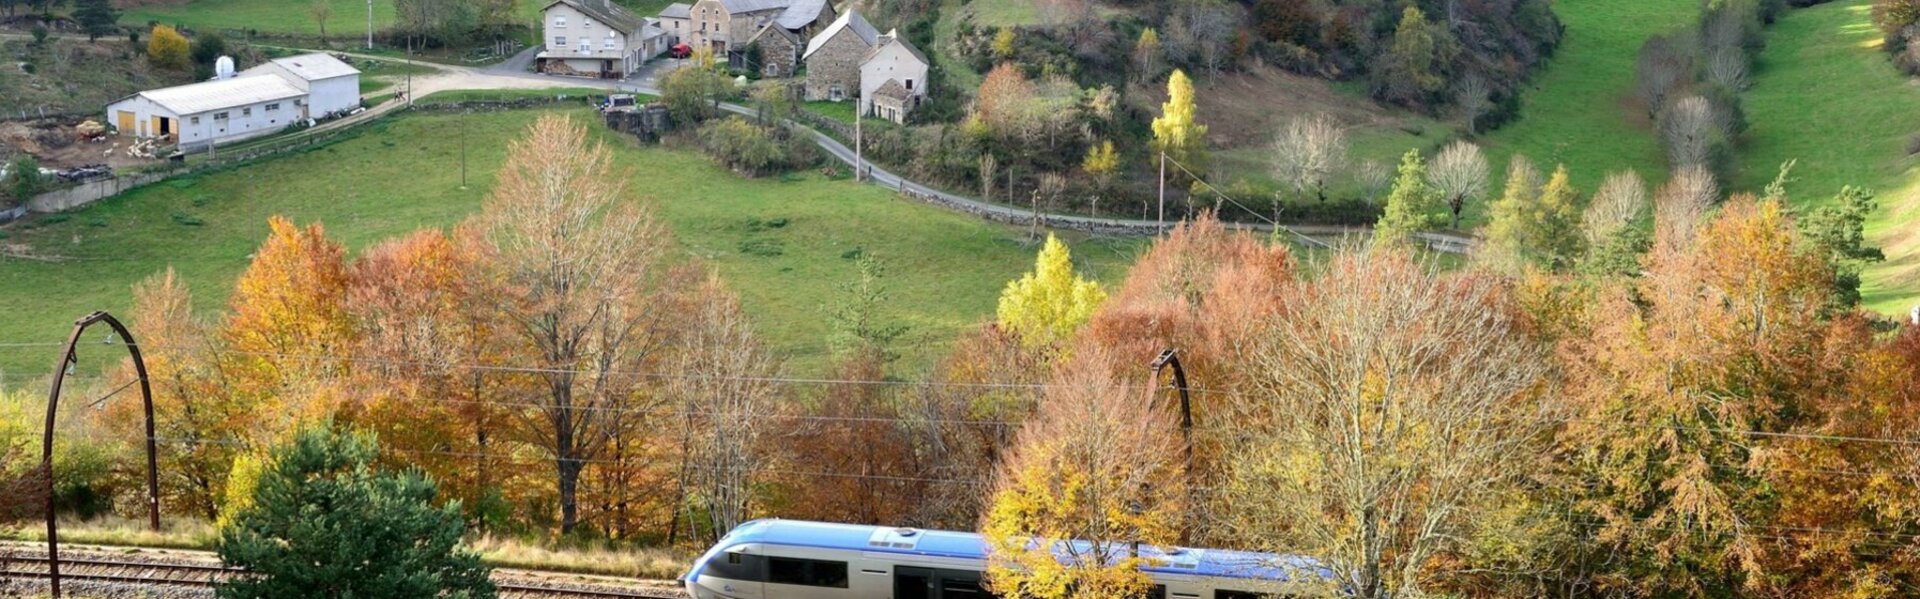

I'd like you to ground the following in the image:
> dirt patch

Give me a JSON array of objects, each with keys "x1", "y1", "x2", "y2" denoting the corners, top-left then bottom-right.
[
  {"x1": 1129, "y1": 64, "x2": 1431, "y2": 150},
  {"x1": 0, "y1": 120, "x2": 162, "y2": 169}
]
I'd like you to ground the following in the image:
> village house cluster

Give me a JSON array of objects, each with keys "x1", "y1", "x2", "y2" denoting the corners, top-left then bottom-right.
[{"x1": 542, "y1": 0, "x2": 929, "y2": 123}]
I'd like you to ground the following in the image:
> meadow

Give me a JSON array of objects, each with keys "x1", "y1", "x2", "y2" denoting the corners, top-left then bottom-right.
[
  {"x1": 1736, "y1": 0, "x2": 1920, "y2": 314},
  {"x1": 0, "y1": 108, "x2": 1138, "y2": 381}
]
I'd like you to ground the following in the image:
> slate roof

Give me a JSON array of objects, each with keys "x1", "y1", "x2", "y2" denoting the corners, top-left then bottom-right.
[
  {"x1": 132, "y1": 75, "x2": 306, "y2": 116},
  {"x1": 719, "y1": 0, "x2": 788, "y2": 14},
  {"x1": 872, "y1": 78, "x2": 910, "y2": 101},
  {"x1": 748, "y1": 22, "x2": 799, "y2": 45},
  {"x1": 659, "y1": 2, "x2": 691, "y2": 19},
  {"x1": 262, "y1": 53, "x2": 359, "y2": 81},
  {"x1": 865, "y1": 30, "x2": 929, "y2": 67},
  {"x1": 772, "y1": 0, "x2": 828, "y2": 30},
  {"x1": 803, "y1": 8, "x2": 879, "y2": 60},
  {"x1": 545, "y1": 0, "x2": 643, "y2": 33}
]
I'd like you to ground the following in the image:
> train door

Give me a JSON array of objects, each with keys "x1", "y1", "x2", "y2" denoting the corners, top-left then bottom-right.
[{"x1": 894, "y1": 567, "x2": 994, "y2": 599}]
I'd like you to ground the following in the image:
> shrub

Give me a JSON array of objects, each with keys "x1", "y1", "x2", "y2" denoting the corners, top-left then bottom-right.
[
  {"x1": 190, "y1": 32, "x2": 227, "y2": 66},
  {"x1": 147, "y1": 25, "x2": 191, "y2": 70},
  {"x1": 697, "y1": 117, "x2": 799, "y2": 177},
  {"x1": 31, "y1": 25, "x2": 48, "y2": 45},
  {"x1": 215, "y1": 425, "x2": 494, "y2": 599},
  {"x1": 8, "y1": 156, "x2": 44, "y2": 201}
]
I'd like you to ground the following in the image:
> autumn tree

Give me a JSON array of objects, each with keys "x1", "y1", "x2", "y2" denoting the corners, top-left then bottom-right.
[
  {"x1": 1660, "y1": 95, "x2": 1721, "y2": 170},
  {"x1": 1375, "y1": 7, "x2": 1456, "y2": 106},
  {"x1": 1151, "y1": 70, "x2": 1208, "y2": 177},
  {"x1": 1372, "y1": 150, "x2": 1437, "y2": 248},
  {"x1": 997, "y1": 234, "x2": 1106, "y2": 351},
  {"x1": 478, "y1": 115, "x2": 683, "y2": 534},
  {"x1": 984, "y1": 355, "x2": 1184, "y2": 599},
  {"x1": 1653, "y1": 165, "x2": 1718, "y2": 252},
  {"x1": 148, "y1": 25, "x2": 189, "y2": 70},
  {"x1": 1270, "y1": 113, "x2": 1346, "y2": 205},
  {"x1": 1426, "y1": 140, "x2": 1489, "y2": 229},
  {"x1": 673, "y1": 273, "x2": 780, "y2": 541},
  {"x1": 1133, "y1": 27, "x2": 1163, "y2": 82},
  {"x1": 221, "y1": 216, "x2": 356, "y2": 431},
  {"x1": 114, "y1": 269, "x2": 244, "y2": 519},
  {"x1": 1579, "y1": 170, "x2": 1651, "y2": 277},
  {"x1": 1479, "y1": 161, "x2": 1582, "y2": 273},
  {"x1": 1220, "y1": 249, "x2": 1553, "y2": 599}
]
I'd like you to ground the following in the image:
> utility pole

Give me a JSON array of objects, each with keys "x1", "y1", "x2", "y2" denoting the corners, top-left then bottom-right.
[
  {"x1": 366, "y1": 0, "x2": 373, "y2": 50},
  {"x1": 459, "y1": 113, "x2": 468, "y2": 189},
  {"x1": 1148, "y1": 348, "x2": 1193, "y2": 545},
  {"x1": 1157, "y1": 151, "x2": 1167, "y2": 227},
  {"x1": 853, "y1": 102, "x2": 863, "y2": 182}
]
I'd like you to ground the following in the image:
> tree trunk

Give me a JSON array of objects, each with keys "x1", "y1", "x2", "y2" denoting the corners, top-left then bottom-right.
[{"x1": 557, "y1": 455, "x2": 583, "y2": 533}]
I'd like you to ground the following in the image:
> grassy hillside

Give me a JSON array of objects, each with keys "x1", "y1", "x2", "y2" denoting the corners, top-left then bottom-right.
[
  {"x1": 1737, "y1": 0, "x2": 1920, "y2": 314},
  {"x1": 1472, "y1": 0, "x2": 1692, "y2": 223},
  {"x1": 0, "y1": 109, "x2": 1137, "y2": 381},
  {"x1": 120, "y1": 0, "x2": 670, "y2": 38}
]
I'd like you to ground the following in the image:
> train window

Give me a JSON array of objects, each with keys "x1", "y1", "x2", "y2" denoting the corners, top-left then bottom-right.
[
  {"x1": 706, "y1": 552, "x2": 765, "y2": 581},
  {"x1": 767, "y1": 557, "x2": 850, "y2": 588},
  {"x1": 940, "y1": 577, "x2": 989, "y2": 597},
  {"x1": 1143, "y1": 584, "x2": 1166, "y2": 599},
  {"x1": 1217, "y1": 591, "x2": 1277, "y2": 599}
]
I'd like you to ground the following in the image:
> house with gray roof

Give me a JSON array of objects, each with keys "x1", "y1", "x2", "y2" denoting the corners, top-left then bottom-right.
[
  {"x1": 686, "y1": 0, "x2": 835, "y2": 67},
  {"x1": 538, "y1": 0, "x2": 666, "y2": 78},
  {"x1": 859, "y1": 29, "x2": 930, "y2": 123},
  {"x1": 802, "y1": 8, "x2": 878, "y2": 101}
]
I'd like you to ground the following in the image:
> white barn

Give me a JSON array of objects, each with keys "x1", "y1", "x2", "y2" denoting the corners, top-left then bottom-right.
[
  {"x1": 105, "y1": 53, "x2": 360, "y2": 151},
  {"x1": 241, "y1": 53, "x2": 362, "y2": 117}
]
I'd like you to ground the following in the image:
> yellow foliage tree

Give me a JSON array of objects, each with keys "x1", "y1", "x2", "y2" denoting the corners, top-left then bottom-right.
[
  {"x1": 983, "y1": 358, "x2": 1184, "y2": 599},
  {"x1": 996, "y1": 234, "x2": 1106, "y2": 350},
  {"x1": 221, "y1": 216, "x2": 356, "y2": 434},
  {"x1": 1150, "y1": 70, "x2": 1207, "y2": 176},
  {"x1": 993, "y1": 28, "x2": 1017, "y2": 59},
  {"x1": 147, "y1": 25, "x2": 190, "y2": 71}
]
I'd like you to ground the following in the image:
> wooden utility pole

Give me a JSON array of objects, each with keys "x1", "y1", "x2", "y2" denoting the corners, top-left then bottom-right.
[
  {"x1": 366, "y1": 0, "x2": 373, "y2": 49},
  {"x1": 1158, "y1": 151, "x2": 1167, "y2": 226},
  {"x1": 854, "y1": 104, "x2": 863, "y2": 182}
]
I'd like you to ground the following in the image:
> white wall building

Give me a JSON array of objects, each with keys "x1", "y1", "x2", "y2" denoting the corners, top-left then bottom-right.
[
  {"x1": 858, "y1": 29, "x2": 929, "y2": 122},
  {"x1": 105, "y1": 52, "x2": 361, "y2": 151},
  {"x1": 539, "y1": 0, "x2": 663, "y2": 78},
  {"x1": 241, "y1": 53, "x2": 363, "y2": 117}
]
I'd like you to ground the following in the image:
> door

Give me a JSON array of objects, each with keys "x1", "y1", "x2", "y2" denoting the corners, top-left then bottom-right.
[
  {"x1": 701, "y1": 550, "x2": 766, "y2": 599},
  {"x1": 116, "y1": 111, "x2": 134, "y2": 133},
  {"x1": 896, "y1": 567, "x2": 934, "y2": 599},
  {"x1": 896, "y1": 566, "x2": 993, "y2": 599}
]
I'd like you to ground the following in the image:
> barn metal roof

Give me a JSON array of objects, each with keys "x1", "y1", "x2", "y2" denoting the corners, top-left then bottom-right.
[
  {"x1": 265, "y1": 53, "x2": 360, "y2": 81},
  {"x1": 803, "y1": 8, "x2": 878, "y2": 60},
  {"x1": 659, "y1": 2, "x2": 690, "y2": 19},
  {"x1": 134, "y1": 75, "x2": 306, "y2": 116},
  {"x1": 700, "y1": 519, "x2": 1330, "y2": 583}
]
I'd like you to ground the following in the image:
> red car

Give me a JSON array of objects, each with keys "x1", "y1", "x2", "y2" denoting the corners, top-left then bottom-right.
[{"x1": 669, "y1": 43, "x2": 693, "y2": 59}]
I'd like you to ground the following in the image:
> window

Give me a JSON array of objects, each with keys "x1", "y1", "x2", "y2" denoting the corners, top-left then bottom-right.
[
  {"x1": 604, "y1": 33, "x2": 616, "y2": 49},
  {"x1": 555, "y1": 36, "x2": 567, "y2": 47},
  {"x1": 553, "y1": 16, "x2": 566, "y2": 27},
  {"x1": 190, "y1": 116, "x2": 201, "y2": 124},
  {"x1": 294, "y1": 99, "x2": 303, "y2": 106},
  {"x1": 241, "y1": 107, "x2": 252, "y2": 116},
  {"x1": 1217, "y1": 591, "x2": 1278, "y2": 599},
  {"x1": 705, "y1": 552, "x2": 765, "y2": 581},
  {"x1": 213, "y1": 111, "x2": 229, "y2": 120},
  {"x1": 905, "y1": 78, "x2": 914, "y2": 91},
  {"x1": 766, "y1": 557, "x2": 848, "y2": 588},
  {"x1": 265, "y1": 103, "x2": 280, "y2": 111}
]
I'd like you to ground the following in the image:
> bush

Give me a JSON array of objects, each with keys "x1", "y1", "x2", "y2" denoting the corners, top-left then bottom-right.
[
  {"x1": 148, "y1": 25, "x2": 191, "y2": 71},
  {"x1": 698, "y1": 117, "x2": 811, "y2": 177},
  {"x1": 8, "y1": 156, "x2": 44, "y2": 201},
  {"x1": 215, "y1": 425, "x2": 495, "y2": 599}
]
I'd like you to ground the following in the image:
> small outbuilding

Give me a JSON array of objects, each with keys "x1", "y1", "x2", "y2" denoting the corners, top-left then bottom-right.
[{"x1": 240, "y1": 53, "x2": 363, "y2": 118}]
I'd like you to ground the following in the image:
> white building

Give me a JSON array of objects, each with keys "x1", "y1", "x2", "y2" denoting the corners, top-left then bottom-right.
[
  {"x1": 241, "y1": 53, "x2": 363, "y2": 117},
  {"x1": 538, "y1": 0, "x2": 666, "y2": 78},
  {"x1": 858, "y1": 29, "x2": 929, "y2": 123},
  {"x1": 104, "y1": 53, "x2": 360, "y2": 151}
]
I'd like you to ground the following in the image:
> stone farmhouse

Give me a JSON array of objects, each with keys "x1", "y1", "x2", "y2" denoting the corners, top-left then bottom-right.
[
  {"x1": 105, "y1": 53, "x2": 360, "y2": 151},
  {"x1": 682, "y1": 0, "x2": 834, "y2": 67},
  {"x1": 803, "y1": 9, "x2": 929, "y2": 123},
  {"x1": 538, "y1": 0, "x2": 670, "y2": 78}
]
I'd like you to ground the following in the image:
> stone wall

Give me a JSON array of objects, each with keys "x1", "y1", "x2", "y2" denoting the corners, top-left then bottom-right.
[{"x1": 759, "y1": 31, "x2": 799, "y2": 77}]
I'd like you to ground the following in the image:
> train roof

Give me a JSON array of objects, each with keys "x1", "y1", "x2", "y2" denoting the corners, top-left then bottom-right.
[{"x1": 718, "y1": 519, "x2": 1327, "y2": 582}]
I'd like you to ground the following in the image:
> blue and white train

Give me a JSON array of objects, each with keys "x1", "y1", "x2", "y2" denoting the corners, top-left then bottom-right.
[{"x1": 681, "y1": 519, "x2": 1326, "y2": 599}]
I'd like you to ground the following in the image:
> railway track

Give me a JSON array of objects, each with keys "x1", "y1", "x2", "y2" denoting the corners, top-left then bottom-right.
[{"x1": 0, "y1": 553, "x2": 685, "y2": 598}]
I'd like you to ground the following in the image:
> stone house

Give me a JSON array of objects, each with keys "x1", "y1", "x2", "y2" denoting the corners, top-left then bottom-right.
[
  {"x1": 686, "y1": 0, "x2": 834, "y2": 66},
  {"x1": 658, "y1": 3, "x2": 691, "y2": 45},
  {"x1": 538, "y1": 0, "x2": 666, "y2": 78},
  {"x1": 747, "y1": 25, "x2": 803, "y2": 77},
  {"x1": 802, "y1": 8, "x2": 878, "y2": 101},
  {"x1": 858, "y1": 30, "x2": 929, "y2": 123}
]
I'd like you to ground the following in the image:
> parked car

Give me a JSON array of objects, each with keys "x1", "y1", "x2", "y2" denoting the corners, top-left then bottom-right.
[{"x1": 670, "y1": 43, "x2": 693, "y2": 59}]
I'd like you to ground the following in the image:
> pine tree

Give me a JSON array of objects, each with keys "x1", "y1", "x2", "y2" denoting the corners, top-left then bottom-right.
[
  {"x1": 997, "y1": 234, "x2": 1107, "y2": 350},
  {"x1": 215, "y1": 425, "x2": 495, "y2": 599},
  {"x1": 72, "y1": 0, "x2": 116, "y2": 41},
  {"x1": 1372, "y1": 150, "x2": 1438, "y2": 248},
  {"x1": 1151, "y1": 70, "x2": 1208, "y2": 177}
]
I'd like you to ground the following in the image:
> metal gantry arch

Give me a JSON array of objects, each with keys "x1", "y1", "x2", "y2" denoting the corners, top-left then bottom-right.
[{"x1": 40, "y1": 311, "x2": 162, "y2": 598}]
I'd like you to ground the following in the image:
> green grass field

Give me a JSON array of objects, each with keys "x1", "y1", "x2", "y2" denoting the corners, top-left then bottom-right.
[
  {"x1": 0, "y1": 108, "x2": 1137, "y2": 380},
  {"x1": 1473, "y1": 0, "x2": 1692, "y2": 224},
  {"x1": 122, "y1": 0, "x2": 404, "y2": 38},
  {"x1": 1739, "y1": 0, "x2": 1920, "y2": 314}
]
